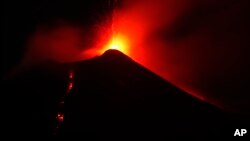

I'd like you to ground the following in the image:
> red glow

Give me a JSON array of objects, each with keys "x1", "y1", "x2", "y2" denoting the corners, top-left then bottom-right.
[
  {"x1": 25, "y1": 1, "x2": 204, "y2": 103},
  {"x1": 25, "y1": 24, "x2": 98, "y2": 63},
  {"x1": 93, "y1": 0, "x2": 208, "y2": 103},
  {"x1": 25, "y1": 1, "x2": 204, "y2": 104},
  {"x1": 68, "y1": 82, "x2": 73, "y2": 90},
  {"x1": 56, "y1": 113, "x2": 64, "y2": 122},
  {"x1": 68, "y1": 82, "x2": 73, "y2": 92},
  {"x1": 69, "y1": 71, "x2": 74, "y2": 79},
  {"x1": 25, "y1": 0, "x2": 249, "y2": 111}
]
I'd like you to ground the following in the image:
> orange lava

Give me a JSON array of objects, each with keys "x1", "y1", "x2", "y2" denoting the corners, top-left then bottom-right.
[{"x1": 101, "y1": 33, "x2": 130, "y2": 55}]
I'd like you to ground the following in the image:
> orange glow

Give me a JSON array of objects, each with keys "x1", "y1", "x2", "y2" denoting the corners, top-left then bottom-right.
[
  {"x1": 79, "y1": 32, "x2": 130, "y2": 58},
  {"x1": 101, "y1": 33, "x2": 130, "y2": 55}
]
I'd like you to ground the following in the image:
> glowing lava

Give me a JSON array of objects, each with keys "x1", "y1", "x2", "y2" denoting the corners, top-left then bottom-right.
[{"x1": 102, "y1": 33, "x2": 130, "y2": 55}]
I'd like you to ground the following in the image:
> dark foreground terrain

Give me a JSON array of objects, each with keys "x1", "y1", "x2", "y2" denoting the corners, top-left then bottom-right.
[{"x1": 3, "y1": 50, "x2": 249, "y2": 139}]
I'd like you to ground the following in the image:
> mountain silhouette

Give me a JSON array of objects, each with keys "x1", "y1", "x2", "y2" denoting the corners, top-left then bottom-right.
[
  {"x1": 60, "y1": 49, "x2": 244, "y2": 139},
  {"x1": 3, "y1": 49, "x2": 248, "y2": 139}
]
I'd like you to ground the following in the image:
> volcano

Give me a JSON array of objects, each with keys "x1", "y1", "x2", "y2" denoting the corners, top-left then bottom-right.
[{"x1": 3, "y1": 49, "x2": 248, "y2": 139}]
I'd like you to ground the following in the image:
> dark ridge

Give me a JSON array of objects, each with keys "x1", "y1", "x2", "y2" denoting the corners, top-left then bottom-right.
[{"x1": 102, "y1": 49, "x2": 126, "y2": 57}]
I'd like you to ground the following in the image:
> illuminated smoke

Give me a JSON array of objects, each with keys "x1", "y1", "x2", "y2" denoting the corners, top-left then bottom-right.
[{"x1": 108, "y1": 0, "x2": 250, "y2": 111}]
